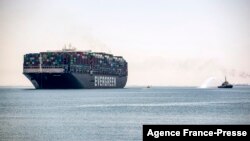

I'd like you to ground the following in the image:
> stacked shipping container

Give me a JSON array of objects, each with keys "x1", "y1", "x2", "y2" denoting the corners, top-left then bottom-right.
[
  {"x1": 23, "y1": 53, "x2": 40, "y2": 68},
  {"x1": 24, "y1": 51, "x2": 127, "y2": 76}
]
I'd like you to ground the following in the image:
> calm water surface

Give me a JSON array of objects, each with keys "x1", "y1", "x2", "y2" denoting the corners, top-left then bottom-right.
[{"x1": 0, "y1": 87, "x2": 250, "y2": 141}]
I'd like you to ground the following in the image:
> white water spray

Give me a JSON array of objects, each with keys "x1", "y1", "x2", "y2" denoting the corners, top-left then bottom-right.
[{"x1": 199, "y1": 77, "x2": 216, "y2": 88}]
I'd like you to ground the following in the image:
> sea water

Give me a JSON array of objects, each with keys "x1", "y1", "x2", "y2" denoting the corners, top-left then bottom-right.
[{"x1": 0, "y1": 87, "x2": 250, "y2": 141}]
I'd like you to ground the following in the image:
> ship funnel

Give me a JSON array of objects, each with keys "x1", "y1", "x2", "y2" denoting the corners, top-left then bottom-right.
[{"x1": 62, "y1": 43, "x2": 76, "y2": 51}]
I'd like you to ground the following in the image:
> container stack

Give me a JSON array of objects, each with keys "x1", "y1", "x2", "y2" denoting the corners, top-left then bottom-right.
[
  {"x1": 23, "y1": 53, "x2": 40, "y2": 68},
  {"x1": 24, "y1": 50, "x2": 127, "y2": 76},
  {"x1": 41, "y1": 52, "x2": 69, "y2": 68}
]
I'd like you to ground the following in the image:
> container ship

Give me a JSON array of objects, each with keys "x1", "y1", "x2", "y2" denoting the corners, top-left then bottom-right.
[{"x1": 23, "y1": 48, "x2": 128, "y2": 89}]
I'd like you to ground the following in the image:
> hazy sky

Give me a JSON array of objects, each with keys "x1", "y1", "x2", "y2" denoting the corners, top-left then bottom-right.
[{"x1": 0, "y1": 0, "x2": 249, "y2": 87}]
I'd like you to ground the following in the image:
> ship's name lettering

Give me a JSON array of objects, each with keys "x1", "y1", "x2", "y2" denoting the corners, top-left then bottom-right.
[{"x1": 95, "y1": 76, "x2": 116, "y2": 87}]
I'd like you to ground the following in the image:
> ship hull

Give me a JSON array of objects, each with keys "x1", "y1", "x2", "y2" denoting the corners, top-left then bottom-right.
[
  {"x1": 218, "y1": 85, "x2": 233, "y2": 88},
  {"x1": 24, "y1": 73, "x2": 127, "y2": 89}
]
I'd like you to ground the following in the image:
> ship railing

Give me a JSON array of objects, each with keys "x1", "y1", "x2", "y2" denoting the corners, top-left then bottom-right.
[{"x1": 23, "y1": 65, "x2": 65, "y2": 73}]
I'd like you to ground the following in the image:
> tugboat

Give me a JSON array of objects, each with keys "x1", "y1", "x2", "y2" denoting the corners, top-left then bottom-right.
[{"x1": 218, "y1": 77, "x2": 233, "y2": 88}]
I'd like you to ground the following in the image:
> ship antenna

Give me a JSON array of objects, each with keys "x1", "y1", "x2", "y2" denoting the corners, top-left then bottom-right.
[
  {"x1": 69, "y1": 43, "x2": 72, "y2": 49},
  {"x1": 225, "y1": 76, "x2": 227, "y2": 82},
  {"x1": 63, "y1": 44, "x2": 66, "y2": 50}
]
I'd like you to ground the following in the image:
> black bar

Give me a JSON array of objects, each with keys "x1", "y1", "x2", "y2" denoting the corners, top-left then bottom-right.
[{"x1": 143, "y1": 125, "x2": 250, "y2": 140}]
